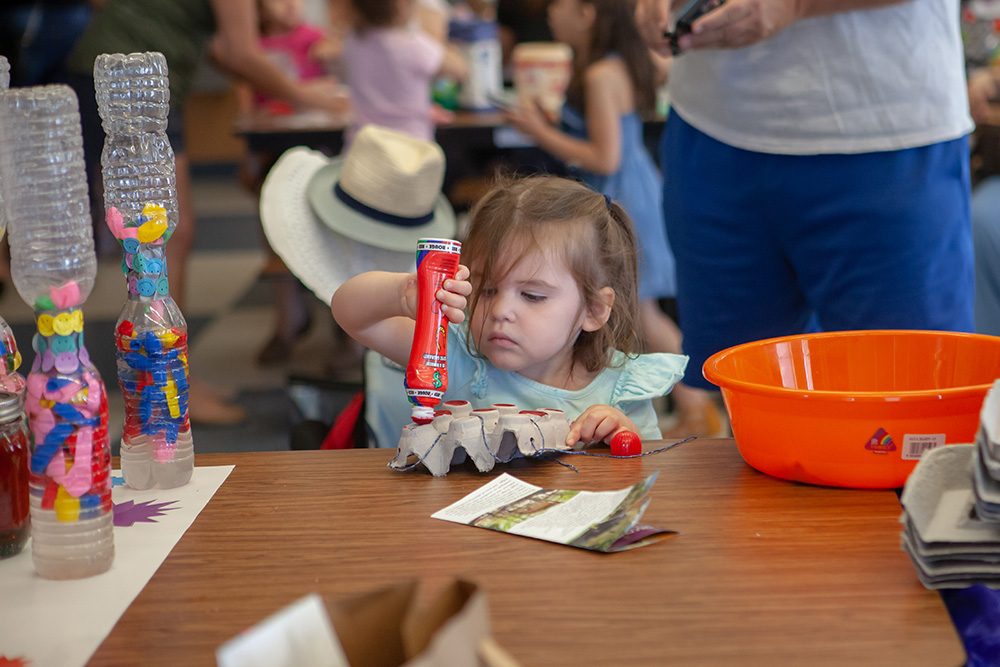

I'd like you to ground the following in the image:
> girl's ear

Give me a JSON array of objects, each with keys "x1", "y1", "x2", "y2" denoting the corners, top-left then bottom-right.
[
  {"x1": 582, "y1": 286, "x2": 615, "y2": 332},
  {"x1": 580, "y1": 2, "x2": 597, "y2": 30}
]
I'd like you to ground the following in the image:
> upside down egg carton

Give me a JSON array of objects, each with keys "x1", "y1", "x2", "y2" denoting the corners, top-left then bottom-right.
[{"x1": 389, "y1": 401, "x2": 573, "y2": 476}]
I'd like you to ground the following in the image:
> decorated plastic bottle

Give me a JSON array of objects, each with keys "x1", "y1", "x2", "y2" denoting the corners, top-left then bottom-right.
[
  {"x1": 5, "y1": 84, "x2": 113, "y2": 579},
  {"x1": 0, "y1": 57, "x2": 26, "y2": 400},
  {"x1": 95, "y1": 52, "x2": 193, "y2": 490}
]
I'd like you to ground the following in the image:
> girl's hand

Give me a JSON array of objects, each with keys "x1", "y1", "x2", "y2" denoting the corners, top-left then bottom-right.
[
  {"x1": 401, "y1": 265, "x2": 472, "y2": 323},
  {"x1": 506, "y1": 96, "x2": 550, "y2": 137},
  {"x1": 439, "y1": 265, "x2": 472, "y2": 324},
  {"x1": 566, "y1": 405, "x2": 639, "y2": 446}
]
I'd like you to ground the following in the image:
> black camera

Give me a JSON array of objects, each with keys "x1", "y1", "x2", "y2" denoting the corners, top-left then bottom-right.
[{"x1": 664, "y1": 0, "x2": 725, "y2": 55}]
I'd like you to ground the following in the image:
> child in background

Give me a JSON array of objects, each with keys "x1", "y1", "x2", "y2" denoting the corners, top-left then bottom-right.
[
  {"x1": 343, "y1": 0, "x2": 468, "y2": 145},
  {"x1": 332, "y1": 176, "x2": 688, "y2": 445},
  {"x1": 242, "y1": 0, "x2": 345, "y2": 365},
  {"x1": 507, "y1": 0, "x2": 721, "y2": 437},
  {"x1": 253, "y1": 0, "x2": 342, "y2": 115}
]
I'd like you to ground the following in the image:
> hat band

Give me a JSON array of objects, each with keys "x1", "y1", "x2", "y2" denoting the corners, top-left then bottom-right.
[{"x1": 334, "y1": 183, "x2": 434, "y2": 227}]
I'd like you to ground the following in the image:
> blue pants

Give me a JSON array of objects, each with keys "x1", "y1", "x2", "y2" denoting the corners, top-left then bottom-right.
[
  {"x1": 972, "y1": 176, "x2": 1000, "y2": 336},
  {"x1": 662, "y1": 112, "x2": 974, "y2": 390}
]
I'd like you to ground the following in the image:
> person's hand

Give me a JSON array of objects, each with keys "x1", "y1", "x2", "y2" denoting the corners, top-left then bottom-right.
[
  {"x1": 676, "y1": 0, "x2": 803, "y2": 52},
  {"x1": 294, "y1": 78, "x2": 350, "y2": 115},
  {"x1": 399, "y1": 265, "x2": 471, "y2": 324},
  {"x1": 969, "y1": 67, "x2": 999, "y2": 125},
  {"x1": 566, "y1": 405, "x2": 638, "y2": 446},
  {"x1": 505, "y1": 96, "x2": 550, "y2": 138},
  {"x1": 635, "y1": 0, "x2": 673, "y2": 55},
  {"x1": 439, "y1": 265, "x2": 472, "y2": 324}
]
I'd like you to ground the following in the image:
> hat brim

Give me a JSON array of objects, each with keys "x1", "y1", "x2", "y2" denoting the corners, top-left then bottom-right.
[
  {"x1": 306, "y1": 159, "x2": 456, "y2": 253},
  {"x1": 260, "y1": 147, "x2": 423, "y2": 304}
]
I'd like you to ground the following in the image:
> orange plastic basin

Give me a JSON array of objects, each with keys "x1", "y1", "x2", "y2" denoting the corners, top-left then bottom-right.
[{"x1": 702, "y1": 330, "x2": 1000, "y2": 488}]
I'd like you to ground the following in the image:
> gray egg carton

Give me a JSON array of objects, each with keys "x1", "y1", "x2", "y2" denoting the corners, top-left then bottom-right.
[{"x1": 389, "y1": 401, "x2": 572, "y2": 476}]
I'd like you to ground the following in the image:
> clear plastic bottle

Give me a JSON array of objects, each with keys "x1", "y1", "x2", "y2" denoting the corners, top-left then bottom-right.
[
  {"x1": 95, "y1": 52, "x2": 193, "y2": 490},
  {"x1": 0, "y1": 56, "x2": 26, "y2": 400},
  {"x1": 5, "y1": 84, "x2": 113, "y2": 579}
]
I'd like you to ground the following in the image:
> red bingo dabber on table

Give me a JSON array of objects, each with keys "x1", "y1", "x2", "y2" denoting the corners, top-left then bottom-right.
[{"x1": 405, "y1": 239, "x2": 463, "y2": 424}]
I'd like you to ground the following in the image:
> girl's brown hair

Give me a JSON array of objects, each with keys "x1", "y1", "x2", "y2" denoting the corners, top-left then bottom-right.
[
  {"x1": 462, "y1": 175, "x2": 642, "y2": 374},
  {"x1": 565, "y1": 0, "x2": 656, "y2": 114}
]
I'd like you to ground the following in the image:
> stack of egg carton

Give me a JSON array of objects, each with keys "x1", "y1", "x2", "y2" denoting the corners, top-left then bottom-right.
[{"x1": 900, "y1": 380, "x2": 1000, "y2": 588}]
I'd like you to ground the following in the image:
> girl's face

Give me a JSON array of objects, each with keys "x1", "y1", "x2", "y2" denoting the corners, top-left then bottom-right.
[
  {"x1": 260, "y1": 0, "x2": 303, "y2": 34},
  {"x1": 470, "y1": 248, "x2": 609, "y2": 388},
  {"x1": 547, "y1": 0, "x2": 594, "y2": 50}
]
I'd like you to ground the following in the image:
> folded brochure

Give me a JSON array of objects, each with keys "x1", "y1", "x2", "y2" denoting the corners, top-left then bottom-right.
[{"x1": 431, "y1": 472, "x2": 675, "y2": 552}]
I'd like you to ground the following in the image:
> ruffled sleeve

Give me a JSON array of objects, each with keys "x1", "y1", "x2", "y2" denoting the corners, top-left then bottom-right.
[{"x1": 610, "y1": 352, "x2": 689, "y2": 406}]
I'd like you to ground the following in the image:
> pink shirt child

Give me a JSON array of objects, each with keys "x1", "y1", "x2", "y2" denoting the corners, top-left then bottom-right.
[
  {"x1": 344, "y1": 27, "x2": 444, "y2": 145},
  {"x1": 255, "y1": 23, "x2": 327, "y2": 110}
]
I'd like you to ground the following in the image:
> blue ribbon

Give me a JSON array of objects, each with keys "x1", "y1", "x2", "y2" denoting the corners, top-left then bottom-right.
[{"x1": 333, "y1": 183, "x2": 433, "y2": 227}]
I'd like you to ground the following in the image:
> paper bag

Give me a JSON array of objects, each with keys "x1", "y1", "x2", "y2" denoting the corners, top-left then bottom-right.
[{"x1": 327, "y1": 579, "x2": 518, "y2": 667}]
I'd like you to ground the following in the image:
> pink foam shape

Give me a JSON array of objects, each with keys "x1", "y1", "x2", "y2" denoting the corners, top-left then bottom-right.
[
  {"x1": 62, "y1": 426, "x2": 93, "y2": 497},
  {"x1": 26, "y1": 373, "x2": 46, "y2": 400},
  {"x1": 82, "y1": 371, "x2": 102, "y2": 412},
  {"x1": 106, "y1": 207, "x2": 125, "y2": 238},
  {"x1": 50, "y1": 281, "x2": 81, "y2": 309},
  {"x1": 46, "y1": 449, "x2": 68, "y2": 485},
  {"x1": 29, "y1": 407, "x2": 54, "y2": 443}
]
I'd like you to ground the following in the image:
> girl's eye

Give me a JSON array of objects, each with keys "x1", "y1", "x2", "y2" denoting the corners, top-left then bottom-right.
[{"x1": 522, "y1": 292, "x2": 546, "y2": 303}]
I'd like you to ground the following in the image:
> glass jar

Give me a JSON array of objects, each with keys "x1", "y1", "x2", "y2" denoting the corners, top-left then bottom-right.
[{"x1": 0, "y1": 392, "x2": 30, "y2": 558}]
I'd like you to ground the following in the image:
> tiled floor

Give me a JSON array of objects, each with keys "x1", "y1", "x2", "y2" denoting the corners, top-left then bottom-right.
[{"x1": 0, "y1": 165, "x2": 725, "y2": 455}]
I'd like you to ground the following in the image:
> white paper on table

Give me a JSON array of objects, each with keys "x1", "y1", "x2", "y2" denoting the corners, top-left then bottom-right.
[
  {"x1": 431, "y1": 473, "x2": 541, "y2": 524},
  {"x1": 0, "y1": 465, "x2": 233, "y2": 667},
  {"x1": 216, "y1": 593, "x2": 349, "y2": 667}
]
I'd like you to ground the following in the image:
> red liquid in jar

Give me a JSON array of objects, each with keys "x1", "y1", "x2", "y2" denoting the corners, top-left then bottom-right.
[{"x1": 0, "y1": 425, "x2": 30, "y2": 558}]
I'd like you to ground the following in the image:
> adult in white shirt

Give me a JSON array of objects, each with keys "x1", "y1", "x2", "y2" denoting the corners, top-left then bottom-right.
[{"x1": 637, "y1": 0, "x2": 974, "y2": 389}]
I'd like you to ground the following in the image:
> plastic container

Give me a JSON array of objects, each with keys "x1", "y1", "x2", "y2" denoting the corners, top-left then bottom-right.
[
  {"x1": 449, "y1": 20, "x2": 502, "y2": 111},
  {"x1": 0, "y1": 57, "x2": 26, "y2": 401},
  {"x1": 0, "y1": 392, "x2": 29, "y2": 558},
  {"x1": 405, "y1": 239, "x2": 462, "y2": 423},
  {"x1": 5, "y1": 84, "x2": 113, "y2": 579},
  {"x1": 511, "y1": 42, "x2": 572, "y2": 120},
  {"x1": 95, "y1": 52, "x2": 194, "y2": 490},
  {"x1": 703, "y1": 329, "x2": 1000, "y2": 489}
]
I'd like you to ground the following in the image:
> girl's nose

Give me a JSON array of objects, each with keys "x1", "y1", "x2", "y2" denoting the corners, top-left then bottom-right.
[{"x1": 489, "y1": 291, "x2": 515, "y2": 322}]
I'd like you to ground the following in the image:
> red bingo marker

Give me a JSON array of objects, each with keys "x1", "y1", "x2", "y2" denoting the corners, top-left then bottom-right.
[
  {"x1": 405, "y1": 238, "x2": 462, "y2": 424},
  {"x1": 610, "y1": 430, "x2": 642, "y2": 456}
]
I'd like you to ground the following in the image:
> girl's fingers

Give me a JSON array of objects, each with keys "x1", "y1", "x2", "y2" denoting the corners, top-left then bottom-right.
[
  {"x1": 443, "y1": 278, "x2": 472, "y2": 295},
  {"x1": 593, "y1": 416, "x2": 620, "y2": 444}
]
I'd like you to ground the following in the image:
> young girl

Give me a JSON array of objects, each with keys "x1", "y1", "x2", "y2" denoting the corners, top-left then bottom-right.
[
  {"x1": 343, "y1": 0, "x2": 468, "y2": 145},
  {"x1": 332, "y1": 176, "x2": 688, "y2": 446},
  {"x1": 507, "y1": 0, "x2": 720, "y2": 437}
]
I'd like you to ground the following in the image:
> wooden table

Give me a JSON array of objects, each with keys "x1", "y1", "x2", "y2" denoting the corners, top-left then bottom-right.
[{"x1": 89, "y1": 441, "x2": 963, "y2": 666}]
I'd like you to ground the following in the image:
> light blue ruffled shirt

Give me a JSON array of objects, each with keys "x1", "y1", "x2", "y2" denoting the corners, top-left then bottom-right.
[{"x1": 365, "y1": 324, "x2": 689, "y2": 448}]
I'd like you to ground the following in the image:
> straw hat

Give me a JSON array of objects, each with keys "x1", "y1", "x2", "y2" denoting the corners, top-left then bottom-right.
[{"x1": 260, "y1": 125, "x2": 456, "y2": 304}]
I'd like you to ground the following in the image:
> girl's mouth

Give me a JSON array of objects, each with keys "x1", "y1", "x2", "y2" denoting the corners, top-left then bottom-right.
[{"x1": 488, "y1": 333, "x2": 517, "y2": 348}]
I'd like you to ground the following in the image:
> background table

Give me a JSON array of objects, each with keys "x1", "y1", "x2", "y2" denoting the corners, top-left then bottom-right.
[{"x1": 90, "y1": 441, "x2": 962, "y2": 665}]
